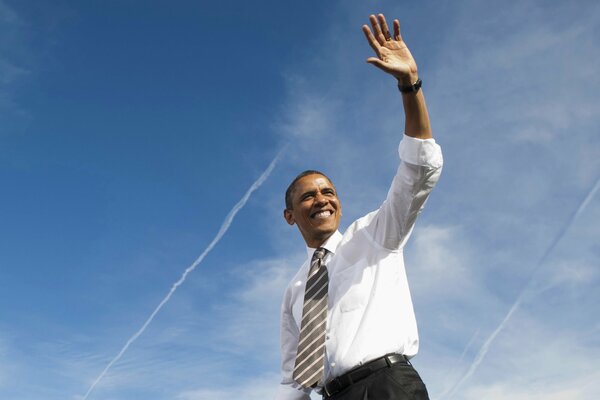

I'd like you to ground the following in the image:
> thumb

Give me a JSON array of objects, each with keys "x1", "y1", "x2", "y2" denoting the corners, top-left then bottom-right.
[{"x1": 366, "y1": 57, "x2": 392, "y2": 73}]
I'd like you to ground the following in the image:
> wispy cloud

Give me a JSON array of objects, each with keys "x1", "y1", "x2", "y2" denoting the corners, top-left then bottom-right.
[
  {"x1": 0, "y1": 334, "x2": 9, "y2": 387},
  {"x1": 214, "y1": 256, "x2": 301, "y2": 358},
  {"x1": 79, "y1": 148, "x2": 286, "y2": 399},
  {"x1": 457, "y1": 312, "x2": 600, "y2": 400},
  {"x1": 175, "y1": 372, "x2": 280, "y2": 400},
  {"x1": 275, "y1": 74, "x2": 342, "y2": 143},
  {"x1": 440, "y1": 176, "x2": 600, "y2": 399}
]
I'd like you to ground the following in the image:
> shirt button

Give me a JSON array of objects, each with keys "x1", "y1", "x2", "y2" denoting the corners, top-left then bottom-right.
[
  {"x1": 330, "y1": 362, "x2": 336, "y2": 367},
  {"x1": 326, "y1": 335, "x2": 330, "y2": 340}
]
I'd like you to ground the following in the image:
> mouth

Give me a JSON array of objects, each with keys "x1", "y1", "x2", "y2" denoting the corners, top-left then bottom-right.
[{"x1": 311, "y1": 210, "x2": 334, "y2": 219}]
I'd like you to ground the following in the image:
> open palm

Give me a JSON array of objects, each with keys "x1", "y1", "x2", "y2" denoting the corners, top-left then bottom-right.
[{"x1": 362, "y1": 14, "x2": 418, "y2": 85}]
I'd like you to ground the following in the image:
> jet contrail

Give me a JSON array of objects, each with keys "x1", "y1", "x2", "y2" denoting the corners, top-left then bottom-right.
[
  {"x1": 436, "y1": 329, "x2": 480, "y2": 399},
  {"x1": 454, "y1": 329, "x2": 480, "y2": 368},
  {"x1": 81, "y1": 147, "x2": 287, "y2": 400},
  {"x1": 439, "y1": 176, "x2": 600, "y2": 400}
]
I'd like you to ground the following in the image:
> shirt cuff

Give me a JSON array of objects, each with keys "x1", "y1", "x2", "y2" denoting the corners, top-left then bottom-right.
[{"x1": 399, "y1": 134, "x2": 443, "y2": 169}]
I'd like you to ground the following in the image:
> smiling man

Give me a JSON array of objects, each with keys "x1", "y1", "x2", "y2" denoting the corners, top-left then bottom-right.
[
  {"x1": 276, "y1": 14, "x2": 443, "y2": 400},
  {"x1": 283, "y1": 171, "x2": 342, "y2": 248}
]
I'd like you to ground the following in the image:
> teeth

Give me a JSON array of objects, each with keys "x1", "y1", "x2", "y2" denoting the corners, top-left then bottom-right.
[{"x1": 314, "y1": 211, "x2": 332, "y2": 219}]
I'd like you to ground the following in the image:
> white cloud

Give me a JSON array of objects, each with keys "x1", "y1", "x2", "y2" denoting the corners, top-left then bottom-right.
[
  {"x1": 454, "y1": 310, "x2": 600, "y2": 400},
  {"x1": 535, "y1": 259, "x2": 599, "y2": 293},
  {"x1": 214, "y1": 256, "x2": 301, "y2": 359},
  {"x1": 425, "y1": 297, "x2": 600, "y2": 399},
  {"x1": 275, "y1": 73, "x2": 342, "y2": 143},
  {"x1": 463, "y1": 383, "x2": 593, "y2": 400},
  {"x1": 175, "y1": 373, "x2": 280, "y2": 400},
  {"x1": 0, "y1": 334, "x2": 9, "y2": 387}
]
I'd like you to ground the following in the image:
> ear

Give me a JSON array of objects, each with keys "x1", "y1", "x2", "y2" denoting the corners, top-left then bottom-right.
[{"x1": 283, "y1": 209, "x2": 295, "y2": 226}]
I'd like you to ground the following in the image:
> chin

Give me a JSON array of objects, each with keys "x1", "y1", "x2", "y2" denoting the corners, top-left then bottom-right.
[{"x1": 317, "y1": 228, "x2": 337, "y2": 240}]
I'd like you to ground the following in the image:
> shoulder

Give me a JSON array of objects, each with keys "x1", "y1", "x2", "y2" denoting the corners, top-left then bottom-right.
[{"x1": 338, "y1": 209, "x2": 379, "y2": 243}]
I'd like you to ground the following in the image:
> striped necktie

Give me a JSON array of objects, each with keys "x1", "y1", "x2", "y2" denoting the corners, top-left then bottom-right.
[{"x1": 293, "y1": 247, "x2": 329, "y2": 388}]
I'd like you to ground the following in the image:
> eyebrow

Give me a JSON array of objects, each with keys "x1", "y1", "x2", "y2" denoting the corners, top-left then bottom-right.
[
  {"x1": 299, "y1": 189, "x2": 317, "y2": 198},
  {"x1": 299, "y1": 187, "x2": 335, "y2": 198}
]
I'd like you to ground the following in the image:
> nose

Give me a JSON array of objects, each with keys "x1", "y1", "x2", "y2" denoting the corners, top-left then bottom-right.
[{"x1": 314, "y1": 192, "x2": 328, "y2": 205}]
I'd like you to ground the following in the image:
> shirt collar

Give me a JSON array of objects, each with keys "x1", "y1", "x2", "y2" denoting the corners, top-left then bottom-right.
[{"x1": 305, "y1": 230, "x2": 343, "y2": 260}]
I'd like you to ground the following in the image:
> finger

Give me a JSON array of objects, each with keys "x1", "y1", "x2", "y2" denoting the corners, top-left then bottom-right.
[
  {"x1": 393, "y1": 19, "x2": 402, "y2": 41},
  {"x1": 362, "y1": 25, "x2": 381, "y2": 57},
  {"x1": 369, "y1": 14, "x2": 386, "y2": 45},
  {"x1": 377, "y1": 14, "x2": 392, "y2": 41}
]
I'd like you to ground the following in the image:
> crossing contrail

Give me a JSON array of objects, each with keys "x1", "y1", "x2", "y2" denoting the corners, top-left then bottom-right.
[
  {"x1": 81, "y1": 147, "x2": 287, "y2": 400},
  {"x1": 440, "y1": 176, "x2": 600, "y2": 400},
  {"x1": 436, "y1": 329, "x2": 480, "y2": 399}
]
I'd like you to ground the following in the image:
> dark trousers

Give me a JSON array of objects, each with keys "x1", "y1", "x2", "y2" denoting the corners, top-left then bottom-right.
[{"x1": 324, "y1": 362, "x2": 430, "y2": 400}]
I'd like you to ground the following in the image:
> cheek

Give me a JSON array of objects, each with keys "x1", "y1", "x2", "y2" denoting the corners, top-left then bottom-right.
[{"x1": 298, "y1": 209, "x2": 313, "y2": 224}]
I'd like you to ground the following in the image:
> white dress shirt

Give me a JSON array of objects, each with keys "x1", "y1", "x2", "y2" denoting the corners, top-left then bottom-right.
[{"x1": 276, "y1": 134, "x2": 443, "y2": 400}]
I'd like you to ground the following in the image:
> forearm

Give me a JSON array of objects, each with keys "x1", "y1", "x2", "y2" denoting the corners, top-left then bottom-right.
[
  {"x1": 399, "y1": 75, "x2": 432, "y2": 139},
  {"x1": 402, "y1": 89, "x2": 432, "y2": 139}
]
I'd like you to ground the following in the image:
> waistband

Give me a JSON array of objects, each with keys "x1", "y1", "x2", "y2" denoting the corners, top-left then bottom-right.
[{"x1": 323, "y1": 353, "x2": 410, "y2": 398}]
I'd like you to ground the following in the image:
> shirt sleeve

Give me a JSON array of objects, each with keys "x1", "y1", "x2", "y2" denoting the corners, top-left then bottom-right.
[
  {"x1": 366, "y1": 134, "x2": 443, "y2": 250},
  {"x1": 275, "y1": 286, "x2": 313, "y2": 400}
]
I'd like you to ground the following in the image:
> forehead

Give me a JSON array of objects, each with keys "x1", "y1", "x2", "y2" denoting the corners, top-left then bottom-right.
[{"x1": 293, "y1": 174, "x2": 335, "y2": 193}]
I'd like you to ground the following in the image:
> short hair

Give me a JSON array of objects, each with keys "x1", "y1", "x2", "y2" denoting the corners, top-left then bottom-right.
[{"x1": 285, "y1": 170, "x2": 332, "y2": 210}]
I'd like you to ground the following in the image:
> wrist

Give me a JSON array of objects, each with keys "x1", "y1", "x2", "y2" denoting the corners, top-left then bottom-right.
[
  {"x1": 396, "y1": 72, "x2": 419, "y2": 87},
  {"x1": 398, "y1": 77, "x2": 422, "y2": 94}
]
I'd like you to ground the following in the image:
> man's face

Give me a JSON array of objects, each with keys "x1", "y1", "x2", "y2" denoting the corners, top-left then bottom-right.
[{"x1": 284, "y1": 174, "x2": 342, "y2": 248}]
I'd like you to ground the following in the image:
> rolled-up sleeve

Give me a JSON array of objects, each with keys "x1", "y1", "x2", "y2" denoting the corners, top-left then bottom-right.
[
  {"x1": 367, "y1": 134, "x2": 443, "y2": 250},
  {"x1": 398, "y1": 134, "x2": 443, "y2": 169}
]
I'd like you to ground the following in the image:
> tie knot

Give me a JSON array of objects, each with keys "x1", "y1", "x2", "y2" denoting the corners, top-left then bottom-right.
[{"x1": 313, "y1": 247, "x2": 327, "y2": 261}]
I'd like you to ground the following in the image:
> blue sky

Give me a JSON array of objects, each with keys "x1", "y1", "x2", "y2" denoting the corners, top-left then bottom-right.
[{"x1": 1, "y1": 1, "x2": 599, "y2": 399}]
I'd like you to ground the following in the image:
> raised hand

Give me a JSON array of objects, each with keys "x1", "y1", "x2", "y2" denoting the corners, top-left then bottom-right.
[{"x1": 362, "y1": 14, "x2": 419, "y2": 86}]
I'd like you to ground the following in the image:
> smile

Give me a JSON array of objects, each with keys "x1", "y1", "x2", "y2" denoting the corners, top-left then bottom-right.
[{"x1": 311, "y1": 210, "x2": 333, "y2": 219}]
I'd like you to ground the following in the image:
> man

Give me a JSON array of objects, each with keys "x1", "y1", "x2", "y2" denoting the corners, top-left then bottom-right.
[{"x1": 276, "y1": 14, "x2": 443, "y2": 400}]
